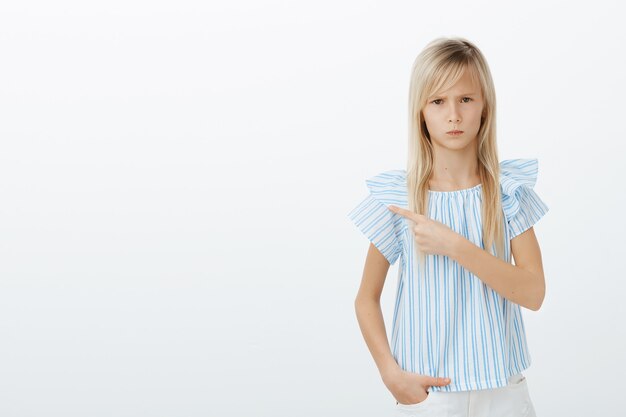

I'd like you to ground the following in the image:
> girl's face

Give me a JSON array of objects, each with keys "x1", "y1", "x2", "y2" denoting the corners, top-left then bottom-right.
[{"x1": 422, "y1": 69, "x2": 484, "y2": 153}]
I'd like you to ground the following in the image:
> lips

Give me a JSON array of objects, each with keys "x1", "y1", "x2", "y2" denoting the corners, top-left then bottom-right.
[{"x1": 447, "y1": 130, "x2": 463, "y2": 134}]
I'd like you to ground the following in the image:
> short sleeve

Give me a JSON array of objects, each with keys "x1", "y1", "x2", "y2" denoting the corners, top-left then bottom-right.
[
  {"x1": 347, "y1": 170, "x2": 407, "y2": 265},
  {"x1": 499, "y1": 158, "x2": 550, "y2": 239}
]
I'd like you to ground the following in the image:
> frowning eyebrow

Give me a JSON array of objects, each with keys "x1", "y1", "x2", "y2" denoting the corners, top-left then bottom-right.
[{"x1": 429, "y1": 92, "x2": 478, "y2": 98}]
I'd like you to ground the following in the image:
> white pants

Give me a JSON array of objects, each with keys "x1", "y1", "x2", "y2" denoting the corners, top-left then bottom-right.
[{"x1": 395, "y1": 373, "x2": 537, "y2": 417}]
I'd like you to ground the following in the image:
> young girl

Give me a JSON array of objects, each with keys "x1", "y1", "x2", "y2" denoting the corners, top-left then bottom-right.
[{"x1": 348, "y1": 37, "x2": 548, "y2": 417}]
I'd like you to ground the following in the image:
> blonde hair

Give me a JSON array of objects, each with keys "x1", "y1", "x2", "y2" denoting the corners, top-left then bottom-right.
[{"x1": 407, "y1": 36, "x2": 506, "y2": 265}]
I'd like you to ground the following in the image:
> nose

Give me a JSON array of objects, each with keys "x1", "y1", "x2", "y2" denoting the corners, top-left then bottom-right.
[{"x1": 448, "y1": 103, "x2": 461, "y2": 124}]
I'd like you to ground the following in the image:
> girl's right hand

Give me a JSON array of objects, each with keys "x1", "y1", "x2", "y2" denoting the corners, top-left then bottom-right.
[{"x1": 384, "y1": 368, "x2": 451, "y2": 405}]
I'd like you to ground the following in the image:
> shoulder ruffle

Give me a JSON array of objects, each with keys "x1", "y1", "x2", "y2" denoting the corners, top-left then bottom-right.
[
  {"x1": 499, "y1": 158, "x2": 540, "y2": 221},
  {"x1": 364, "y1": 162, "x2": 544, "y2": 224},
  {"x1": 347, "y1": 169, "x2": 408, "y2": 265},
  {"x1": 365, "y1": 170, "x2": 408, "y2": 209}
]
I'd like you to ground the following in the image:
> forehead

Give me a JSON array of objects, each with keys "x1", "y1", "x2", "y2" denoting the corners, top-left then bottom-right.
[{"x1": 431, "y1": 67, "x2": 482, "y2": 97}]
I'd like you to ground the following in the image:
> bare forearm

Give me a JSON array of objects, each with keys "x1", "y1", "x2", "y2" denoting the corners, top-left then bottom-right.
[
  {"x1": 354, "y1": 297, "x2": 400, "y2": 381},
  {"x1": 449, "y1": 236, "x2": 544, "y2": 310}
]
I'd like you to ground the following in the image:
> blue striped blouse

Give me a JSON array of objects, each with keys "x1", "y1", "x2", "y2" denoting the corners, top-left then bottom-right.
[{"x1": 347, "y1": 158, "x2": 549, "y2": 391}]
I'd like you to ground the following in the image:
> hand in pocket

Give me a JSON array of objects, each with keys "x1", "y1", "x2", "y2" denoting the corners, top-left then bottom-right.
[{"x1": 385, "y1": 369, "x2": 451, "y2": 405}]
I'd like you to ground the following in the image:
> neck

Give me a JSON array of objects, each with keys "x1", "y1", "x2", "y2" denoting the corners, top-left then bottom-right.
[{"x1": 429, "y1": 147, "x2": 480, "y2": 189}]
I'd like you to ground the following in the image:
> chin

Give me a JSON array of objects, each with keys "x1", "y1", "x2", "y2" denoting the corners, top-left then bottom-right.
[{"x1": 433, "y1": 138, "x2": 474, "y2": 150}]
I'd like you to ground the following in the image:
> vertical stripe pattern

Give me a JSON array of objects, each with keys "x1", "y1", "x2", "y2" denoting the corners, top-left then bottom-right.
[{"x1": 347, "y1": 158, "x2": 549, "y2": 391}]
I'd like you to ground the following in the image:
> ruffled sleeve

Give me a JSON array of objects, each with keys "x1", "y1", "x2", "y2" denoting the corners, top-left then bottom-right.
[
  {"x1": 347, "y1": 170, "x2": 408, "y2": 265},
  {"x1": 499, "y1": 158, "x2": 550, "y2": 239}
]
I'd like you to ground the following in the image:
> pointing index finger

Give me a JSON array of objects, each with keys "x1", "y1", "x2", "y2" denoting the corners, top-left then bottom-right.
[{"x1": 388, "y1": 205, "x2": 424, "y2": 222}]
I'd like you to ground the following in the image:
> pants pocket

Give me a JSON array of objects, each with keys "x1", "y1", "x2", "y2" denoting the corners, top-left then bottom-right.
[
  {"x1": 507, "y1": 373, "x2": 526, "y2": 387},
  {"x1": 395, "y1": 391, "x2": 437, "y2": 413},
  {"x1": 505, "y1": 373, "x2": 534, "y2": 416}
]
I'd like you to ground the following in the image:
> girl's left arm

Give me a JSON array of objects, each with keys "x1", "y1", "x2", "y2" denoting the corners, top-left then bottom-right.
[{"x1": 450, "y1": 227, "x2": 546, "y2": 311}]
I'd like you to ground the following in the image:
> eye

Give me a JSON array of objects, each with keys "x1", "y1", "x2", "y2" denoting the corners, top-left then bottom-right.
[{"x1": 430, "y1": 97, "x2": 473, "y2": 105}]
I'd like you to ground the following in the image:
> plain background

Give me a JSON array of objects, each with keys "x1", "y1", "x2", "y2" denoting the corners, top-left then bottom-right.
[{"x1": 0, "y1": 1, "x2": 624, "y2": 416}]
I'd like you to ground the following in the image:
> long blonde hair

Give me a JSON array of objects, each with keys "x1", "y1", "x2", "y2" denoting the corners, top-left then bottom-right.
[{"x1": 407, "y1": 37, "x2": 506, "y2": 265}]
